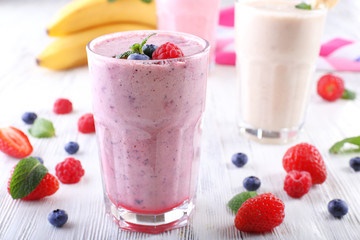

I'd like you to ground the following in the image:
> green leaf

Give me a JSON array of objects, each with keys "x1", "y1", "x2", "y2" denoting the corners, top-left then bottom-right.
[
  {"x1": 140, "y1": 33, "x2": 156, "y2": 50},
  {"x1": 28, "y1": 118, "x2": 55, "y2": 138},
  {"x1": 9, "y1": 157, "x2": 48, "y2": 199},
  {"x1": 295, "y1": 2, "x2": 312, "y2": 10},
  {"x1": 341, "y1": 88, "x2": 356, "y2": 100},
  {"x1": 130, "y1": 43, "x2": 141, "y2": 53},
  {"x1": 113, "y1": 51, "x2": 134, "y2": 59},
  {"x1": 141, "y1": 0, "x2": 152, "y2": 3},
  {"x1": 329, "y1": 136, "x2": 360, "y2": 154},
  {"x1": 227, "y1": 191, "x2": 257, "y2": 214},
  {"x1": 108, "y1": 0, "x2": 116, "y2": 2},
  {"x1": 116, "y1": 33, "x2": 156, "y2": 58}
]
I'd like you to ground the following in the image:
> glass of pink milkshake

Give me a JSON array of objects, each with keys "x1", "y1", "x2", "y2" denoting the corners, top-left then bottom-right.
[
  {"x1": 86, "y1": 30, "x2": 209, "y2": 233},
  {"x1": 156, "y1": 0, "x2": 221, "y2": 65},
  {"x1": 235, "y1": 0, "x2": 327, "y2": 143}
]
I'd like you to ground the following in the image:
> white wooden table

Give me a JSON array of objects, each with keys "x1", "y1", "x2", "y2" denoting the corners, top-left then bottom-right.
[{"x1": 1, "y1": 0, "x2": 360, "y2": 239}]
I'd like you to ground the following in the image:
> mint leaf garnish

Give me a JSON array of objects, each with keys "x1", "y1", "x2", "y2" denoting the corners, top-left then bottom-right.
[
  {"x1": 329, "y1": 136, "x2": 360, "y2": 154},
  {"x1": 341, "y1": 89, "x2": 356, "y2": 100},
  {"x1": 9, "y1": 157, "x2": 48, "y2": 199},
  {"x1": 295, "y1": 2, "x2": 312, "y2": 10},
  {"x1": 130, "y1": 43, "x2": 142, "y2": 53},
  {"x1": 140, "y1": 33, "x2": 156, "y2": 49},
  {"x1": 28, "y1": 118, "x2": 55, "y2": 138},
  {"x1": 227, "y1": 191, "x2": 257, "y2": 213},
  {"x1": 114, "y1": 33, "x2": 156, "y2": 59},
  {"x1": 114, "y1": 51, "x2": 134, "y2": 59}
]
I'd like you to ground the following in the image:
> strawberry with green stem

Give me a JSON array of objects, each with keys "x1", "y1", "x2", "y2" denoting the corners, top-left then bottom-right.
[{"x1": 8, "y1": 157, "x2": 59, "y2": 200}]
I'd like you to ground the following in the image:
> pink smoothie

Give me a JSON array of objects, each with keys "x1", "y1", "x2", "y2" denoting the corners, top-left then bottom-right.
[
  {"x1": 156, "y1": 0, "x2": 221, "y2": 63},
  {"x1": 87, "y1": 31, "x2": 209, "y2": 214}
]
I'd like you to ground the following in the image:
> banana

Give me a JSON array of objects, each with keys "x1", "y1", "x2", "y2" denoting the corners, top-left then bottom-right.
[
  {"x1": 37, "y1": 23, "x2": 154, "y2": 70},
  {"x1": 47, "y1": 0, "x2": 157, "y2": 36}
]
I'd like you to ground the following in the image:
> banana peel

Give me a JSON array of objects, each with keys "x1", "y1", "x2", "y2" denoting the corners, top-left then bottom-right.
[
  {"x1": 37, "y1": 23, "x2": 154, "y2": 70},
  {"x1": 47, "y1": 0, "x2": 157, "y2": 36}
]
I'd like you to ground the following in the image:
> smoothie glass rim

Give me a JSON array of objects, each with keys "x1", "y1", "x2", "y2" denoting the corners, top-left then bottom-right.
[
  {"x1": 235, "y1": 0, "x2": 328, "y2": 15},
  {"x1": 86, "y1": 30, "x2": 210, "y2": 63}
]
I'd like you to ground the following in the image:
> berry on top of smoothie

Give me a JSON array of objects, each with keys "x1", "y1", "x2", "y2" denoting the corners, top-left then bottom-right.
[
  {"x1": 142, "y1": 44, "x2": 158, "y2": 58},
  {"x1": 114, "y1": 33, "x2": 157, "y2": 60},
  {"x1": 152, "y1": 42, "x2": 184, "y2": 60},
  {"x1": 113, "y1": 33, "x2": 184, "y2": 60}
]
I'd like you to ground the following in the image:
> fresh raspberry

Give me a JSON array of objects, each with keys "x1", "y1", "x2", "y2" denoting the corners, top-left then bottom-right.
[
  {"x1": 53, "y1": 98, "x2": 73, "y2": 114},
  {"x1": 78, "y1": 113, "x2": 95, "y2": 133},
  {"x1": 235, "y1": 193, "x2": 285, "y2": 233},
  {"x1": 55, "y1": 157, "x2": 85, "y2": 184},
  {"x1": 152, "y1": 42, "x2": 184, "y2": 60},
  {"x1": 317, "y1": 74, "x2": 344, "y2": 101},
  {"x1": 284, "y1": 170, "x2": 312, "y2": 198},
  {"x1": 7, "y1": 168, "x2": 59, "y2": 201},
  {"x1": 282, "y1": 143, "x2": 327, "y2": 184}
]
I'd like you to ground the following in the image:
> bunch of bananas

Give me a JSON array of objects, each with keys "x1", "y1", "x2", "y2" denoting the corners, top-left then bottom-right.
[{"x1": 37, "y1": 0, "x2": 156, "y2": 70}]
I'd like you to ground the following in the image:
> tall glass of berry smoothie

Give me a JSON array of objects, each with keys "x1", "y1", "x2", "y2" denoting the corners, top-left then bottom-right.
[
  {"x1": 156, "y1": 0, "x2": 221, "y2": 65},
  {"x1": 235, "y1": 0, "x2": 327, "y2": 144},
  {"x1": 86, "y1": 30, "x2": 209, "y2": 233}
]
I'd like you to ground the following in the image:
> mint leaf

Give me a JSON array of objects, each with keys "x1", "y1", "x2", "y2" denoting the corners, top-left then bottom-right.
[
  {"x1": 329, "y1": 136, "x2": 360, "y2": 154},
  {"x1": 140, "y1": 33, "x2": 156, "y2": 49},
  {"x1": 295, "y1": 2, "x2": 312, "y2": 10},
  {"x1": 114, "y1": 51, "x2": 134, "y2": 59},
  {"x1": 130, "y1": 43, "x2": 141, "y2": 53},
  {"x1": 9, "y1": 157, "x2": 48, "y2": 199},
  {"x1": 28, "y1": 118, "x2": 55, "y2": 138},
  {"x1": 116, "y1": 33, "x2": 156, "y2": 58},
  {"x1": 227, "y1": 191, "x2": 257, "y2": 213},
  {"x1": 341, "y1": 89, "x2": 356, "y2": 100},
  {"x1": 108, "y1": 0, "x2": 116, "y2": 2},
  {"x1": 141, "y1": 0, "x2": 152, "y2": 3}
]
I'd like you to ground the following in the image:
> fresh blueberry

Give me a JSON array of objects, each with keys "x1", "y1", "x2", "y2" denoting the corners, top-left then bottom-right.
[
  {"x1": 21, "y1": 112, "x2": 37, "y2": 124},
  {"x1": 231, "y1": 153, "x2": 248, "y2": 167},
  {"x1": 328, "y1": 199, "x2": 348, "y2": 218},
  {"x1": 142, "y1": 44, "x2": 158, "y2": 58},
  {"x1": 127, "y1": 53, "x2": 150, "y2": 60},
  {"x1": 350, "y1": 157, "x2": 360, "y2": 171},
  {"x1": 243, "y1": 176, "x2": 261, "y2": 191},
  {"x1": 65, "y1": 141, "x2": 79, "y2": 154},
  {"x1": 48, "y1": 209, "x2": 68, "y2": 227},
  {"x1": 33, "y1": 156, "x2": 44, "y2": 164}
]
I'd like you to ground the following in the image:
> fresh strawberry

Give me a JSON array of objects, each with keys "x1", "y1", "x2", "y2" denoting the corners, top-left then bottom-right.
[
  {"x1": 21, "y1": 173, "x2": 59, "y2": 200},
  {"x1": 8, "y1": 172, "x2": 59, "y2": 201},
  {"x1": 7, "y1": 158, "x2": 59, "y2": 200},
  {"x1": 282, "y1": 143, "x2": 327, "y2": 184},
  {"x1": 152, "y1": 42, "x2": 184, "y2": 60},
  {"x1": 317, "y1": 74, "x2": 344, "y2": 101},
  {"x1": 78, "y1": 113, "x2": 95, "y2": 134},
  {"x1": 284, "y1": 170, "x2": 312, "y2": 198},
  {"x1": 235, "y1": 193, "x2": 285, "y2": 233},
  {"x1": 0, "y1": 126, "x2": 33, "y2": 158}
]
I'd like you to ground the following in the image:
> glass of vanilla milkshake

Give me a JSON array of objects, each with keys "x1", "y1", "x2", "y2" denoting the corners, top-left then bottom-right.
[{"x1": 235, "y1": 0, "x2": 327, "y2": 143}]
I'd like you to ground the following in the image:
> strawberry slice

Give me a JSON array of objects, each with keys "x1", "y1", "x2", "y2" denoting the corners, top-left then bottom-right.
[{"x1": 0, "y1": 127, "x2": 33, "y2": 158}]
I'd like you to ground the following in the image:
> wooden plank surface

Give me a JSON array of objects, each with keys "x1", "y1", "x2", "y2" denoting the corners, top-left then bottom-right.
[{"x1": 1, "y1": 0, "x2": 360, "y2": 239}]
